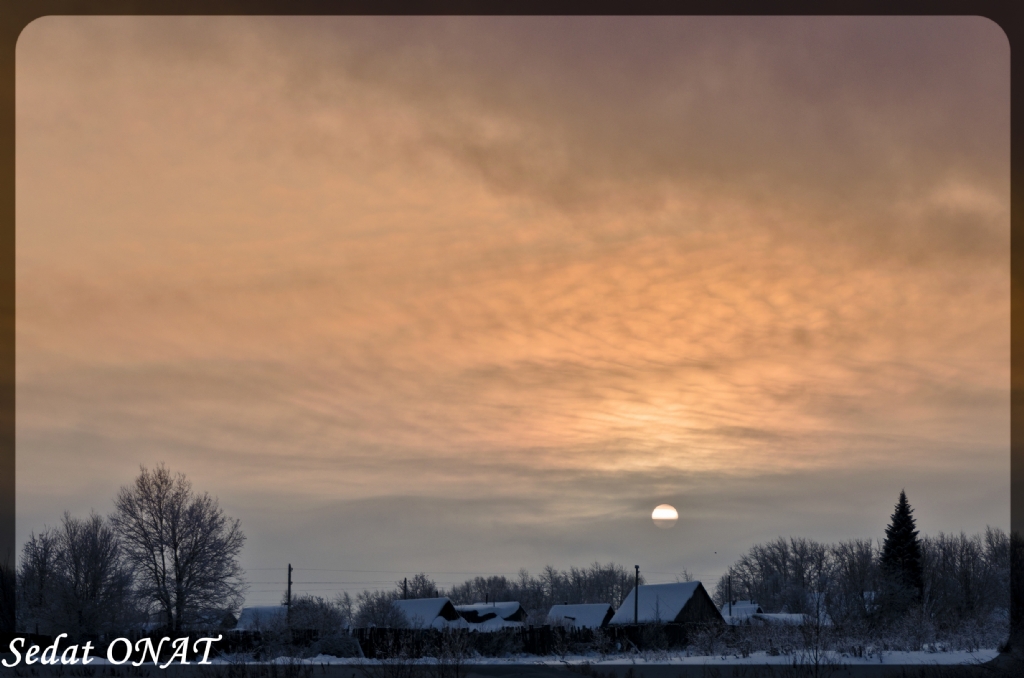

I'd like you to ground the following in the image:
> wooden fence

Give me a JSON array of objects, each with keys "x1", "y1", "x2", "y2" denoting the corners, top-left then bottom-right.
[
  {"x1": 351, "y1": 624, "x2": 700, "y2": 658},
  {"x1": 1, "y1": 623, "x2": 718, "y2": 663}
]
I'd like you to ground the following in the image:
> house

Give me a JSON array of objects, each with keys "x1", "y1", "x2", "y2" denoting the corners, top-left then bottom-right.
[
  {"x1": 234, "y1": 605, "x2": 287, "y2": 632},
  {"x1": 749, "y1": 608, "x2": 832, "y2": 627},
  {"x1": 608, "y1": 581, "x2": 724, "y2": 625},
  {"x1": 393, "y1": 597, "x2": 468, "y2": 629},
  {"x1": 719, "y1": 600, "x2": 762, "y2": 625},
  {"x1": 750, "y1": 613, "x2": 808, "y2": 626},
  {"x1": 748, "y1": 592, "x2": 832, "y2": 627},
  {"x1": 547, "y1": 603, "x2": 615, "y2": 629},
  {"x1": 455, "y1": 601, "x2": 527, "y2": 631}
]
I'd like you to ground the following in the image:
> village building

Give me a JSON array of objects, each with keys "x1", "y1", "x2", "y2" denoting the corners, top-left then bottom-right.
[
  {"x1": 393, "y1": 597, "x2": 468, "y2": 629},
  {"x1": 547, "y1": 603, "x2": 615, "y2": 629},
  {"x1": 608, "y1": 581, "x2": 724, "y2": 626},
  {"x1": 455, "y1": 601, "x2": 527, "y2": 630},
  {"x1": 749, "y1": 612, "x2": 810, "y2": 626},
  {"x1": 719, "y1": 599, "x2": 763, "y2": 625}
]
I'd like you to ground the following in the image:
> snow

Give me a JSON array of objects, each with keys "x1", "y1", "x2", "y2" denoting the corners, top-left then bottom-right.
[
  {"x1": 393, "y1": 598, "x2": 466, "y2": 629},
  {"x1": 720, "y1": 600, "x2": 761, "y2": 618},
  {"x1": 608, "y1": 581, "x2": 702, "y2": 625},
  {"x1": 455, "y1": 601, "x2": 525, "y2": 621},
  {"x1": 548, "y1": 603, "x2": 614, "y2": 629},
  {"x1": 467, "y1": 617, "x2": 524, "y2": 632},
  {"x1": 747, "y1": 612, "x2": 832, "y2": 626},
  {"x1": 205, "y1": 648, "x2": 1001, "y2": 667},
  {"x1": 720, "y1": 600, "x2": 762, "y2": 625},
  {"x1": 751, "y1": 613, "x2": 810, "y2": 626}
]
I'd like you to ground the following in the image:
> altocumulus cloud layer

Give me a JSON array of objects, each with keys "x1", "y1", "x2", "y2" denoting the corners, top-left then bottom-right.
[{"x1": 16, "y1": 17, "x2": 1008, "y2": 602}]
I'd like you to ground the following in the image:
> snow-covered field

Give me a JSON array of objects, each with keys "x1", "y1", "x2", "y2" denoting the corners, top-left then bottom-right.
[{"x1": 197, "y1": 649, "x2": 1000, "y2": 667}]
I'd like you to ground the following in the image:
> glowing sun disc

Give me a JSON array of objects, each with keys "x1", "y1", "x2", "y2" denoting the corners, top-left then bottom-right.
[{"x1": 652, "y1": 504, "x2": 678, "y2": 528}]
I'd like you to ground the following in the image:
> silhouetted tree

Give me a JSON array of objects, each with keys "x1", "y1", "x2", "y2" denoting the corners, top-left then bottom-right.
[
  {"x1": 52, "y1": 512, "x2": 137, "y2": 635},
  {"x1": 445, "y1": 562, "x2": 640, "y2": 622},
  {"x1": 16, "y1": 513, "x2": 138, "y2": 636},
  {"x1": 335, "y1": 591, "x2": 354, "y2": 626},
  {"x1": 111, "y1": 464, "x2": 246, "y2": 631},
  {"x1": 287, "y1": 594, "x2": 347, "y2": 634},
  {"x1": 16, "y1": 528, "x2": 58, "y2": 633},
  {"x1": 354, "y1": 589, "x2": 407, "y2": 627},
  {"x1": 394, "y1": 572, "x2": 438, "y2": 599},
  {"x1": 881, "y1": 490, "x2": 924, "y2": 599}
]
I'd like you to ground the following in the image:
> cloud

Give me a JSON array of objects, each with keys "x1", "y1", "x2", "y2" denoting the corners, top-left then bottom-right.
[{"x1": 14, "y1": 17, "x2": 1008, "y2": 589}]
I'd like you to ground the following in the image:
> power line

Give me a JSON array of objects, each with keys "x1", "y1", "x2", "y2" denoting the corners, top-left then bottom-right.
[
  {"x1": 246, "y1": 580, "x2": 400, "y2": 585},
  {"x1": 294, "y1": 568, "x2": 523, "y2": 575}
]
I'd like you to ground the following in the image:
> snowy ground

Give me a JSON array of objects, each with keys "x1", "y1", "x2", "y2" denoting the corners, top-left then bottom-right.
[{"x1": 197, "y1": 648, "x2": 1000, "y2": 667}]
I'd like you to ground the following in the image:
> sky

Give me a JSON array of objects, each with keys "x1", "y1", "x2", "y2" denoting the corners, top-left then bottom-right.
[{"x1": 15, "y1": 16, "x2": 1010, "y2": 605}]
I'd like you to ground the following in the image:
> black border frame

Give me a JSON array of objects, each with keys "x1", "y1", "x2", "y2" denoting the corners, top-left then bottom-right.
[{"x1": 2, "y1": 4, "x2": 1021, "y2": 670}]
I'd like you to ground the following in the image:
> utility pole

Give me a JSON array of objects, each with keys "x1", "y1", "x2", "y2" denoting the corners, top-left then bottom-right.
[
  {"x1": 728, "y1": 575, "x2": 732, "y2": 616},
  {"x1": 286, "y1": 564, "x2": 293, "y2": 627},
  {"x1": 403, "y1": 577, "x2": 408, "y2": 600},
  {"x1": 634, "y1": 565, "x2": 639, "y2": 625}
]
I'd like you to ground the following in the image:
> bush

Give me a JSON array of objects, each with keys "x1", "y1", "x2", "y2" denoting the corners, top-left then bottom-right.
[{"x1": 311, "y1": 632, "x2": 362, "y2": 658}]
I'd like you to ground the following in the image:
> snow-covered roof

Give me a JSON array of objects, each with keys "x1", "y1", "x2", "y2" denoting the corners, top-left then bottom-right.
[
  {"x1": 467, "y1": 617, "x2": 524, "y2": 632},
  {"x1": 608, "y1": 582, "x2": 705, "y2": 625},
  {"x1": 720, "y1": 600, "x2": 763, "y2": 624},
  {"x1": 393, "y1": 598, "x2": 461, "y2": 629},
  {"x1": 455, "y1": 601, "x2": 526, "y2": 622},
  {"x1": 548, "y1": 604, "x2": 614, "y2": 629},
  {"x1": 749, "y1": 609, "x2": 831, "y2": 627},
  {"x1": 235, "y1": 606, "x2": 287, "y2": 631},
  {"x1": 721, "y1": 600, "x2": 761, "y2": 616}
]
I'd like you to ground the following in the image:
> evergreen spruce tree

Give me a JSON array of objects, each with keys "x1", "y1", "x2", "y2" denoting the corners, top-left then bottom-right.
[{"x1": 881, "y1": 489, "x2": 924, "y2": 598}]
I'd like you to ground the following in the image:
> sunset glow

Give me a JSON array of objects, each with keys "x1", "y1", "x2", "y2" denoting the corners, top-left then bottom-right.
[
  {"x1": 652, "y1": 505, "x2": 679, "y2": 529},
  {"x1": 15, "y1": 17, "x2": 1009, "y2": 602}
]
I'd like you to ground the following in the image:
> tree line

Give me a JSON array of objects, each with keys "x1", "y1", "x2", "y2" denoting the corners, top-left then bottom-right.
[
  {"x1": 713, "y1": 491, "x2": 1010, "y2": 640},
  {"x1": 9, "y1": 473, "x2": 1014, "y2": 653},
  {"x1": 343, "y1": 563, "x2": 644, "y2": 628},
  {"x1": 15, "y1": 464, "x2": 245, "y2": 637}
]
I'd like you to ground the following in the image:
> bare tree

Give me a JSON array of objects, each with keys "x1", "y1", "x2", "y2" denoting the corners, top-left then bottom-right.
[
  {"x1": 16, "y1": 527, "x2": 59, "y2": 634},
  {"x1": 288, "y1": 594, "x2": 347, "y2": 634},
  {"x1": 402, "y1": 572, "x2": 439, "y2": 599},
  {"x1": 16, "y1": 513, "x2": 138, "y2": 636},
  {"x1": 432, "y1": 629, "x2": 471, "y2": 678},
  {"x1": 111, "y1": 464, "x2": 246, "y2": 632},
  {"x1": 52, "y1": 512, "x2": 138, "y2": 635},
  {"x1": 355, "y1": 590, "x2": 408, "y2": 628},
  {"x1": 256, "y1": 594, "x2": 360, "y2": 659},
  {"x1": 445, "y1": 562, "x2": 640, "y2": 622},
  {"x1": 335, "y1": 591, "x2": 354, "y2": 627}
]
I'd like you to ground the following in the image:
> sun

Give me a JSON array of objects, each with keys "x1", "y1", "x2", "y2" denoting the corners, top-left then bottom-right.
[{"x1": 651, "y1": 504, "x2": 678, "y2": 529}]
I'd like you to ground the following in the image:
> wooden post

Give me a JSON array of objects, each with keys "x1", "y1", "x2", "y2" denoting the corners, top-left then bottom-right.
[
  {"x1": 634, "y1": 565, "x2": 639, "y2": 624},
  {"x1": 286, "y1": 563, "x2": 293, "y2": 627}
]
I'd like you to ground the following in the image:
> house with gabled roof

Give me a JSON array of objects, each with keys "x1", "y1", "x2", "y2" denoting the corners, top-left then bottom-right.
[
  {"x1": 608, "y1": 581, "x2": 724, "y2": 626},
  {"x1": 454, "y1": 601, "x2": 527, "y2": 630},
  {"x1": 719, "y1": 599, "x2": 763, "y2": 625},
  {"x1": 547, "y1": 603, "x2": 615, "y2": 629},
  {"x1": 393, "y1": 597, "x2": 468, "y2": 629}
]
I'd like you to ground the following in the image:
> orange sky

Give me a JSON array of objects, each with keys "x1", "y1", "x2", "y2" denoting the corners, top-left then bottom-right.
[{"x1": 15, "y1": 17, "x2": 1009, "y2": 603}]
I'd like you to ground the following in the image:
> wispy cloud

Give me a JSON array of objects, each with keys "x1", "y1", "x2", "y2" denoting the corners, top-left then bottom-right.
[{"x1": 15, "y1": 17, "x2": 1008, "y2": 600}]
